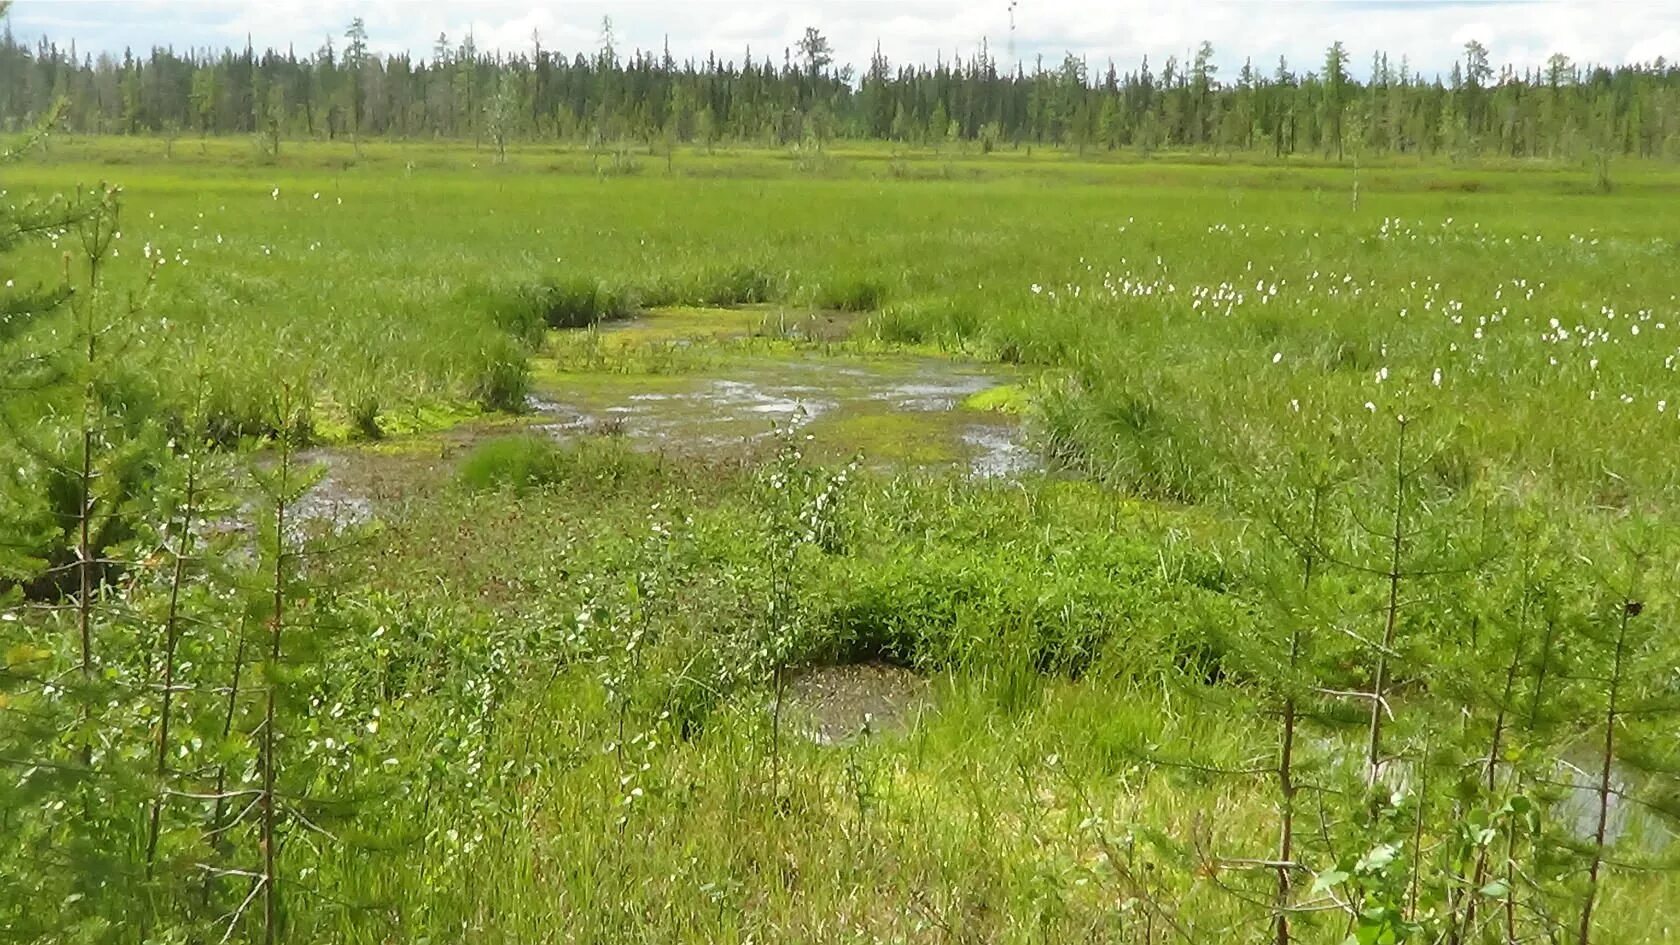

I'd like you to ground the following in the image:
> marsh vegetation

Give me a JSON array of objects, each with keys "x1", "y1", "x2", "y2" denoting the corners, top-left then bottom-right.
[{"x1": 3, "y1": 87, "x2": 1680, "y2": 944}]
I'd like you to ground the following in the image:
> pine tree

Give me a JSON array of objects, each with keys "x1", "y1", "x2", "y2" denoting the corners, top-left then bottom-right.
[
  {"x1": 1191, "y1": 41, "x2": 1216, "y2": 145},
  {"x1": 797, "y1": 27, "x2": 832, "y2": 79},
  {"x1": 1097, "y1": 94, "x2": 1121, "y2": 149},
  {"x1": 486, "y1": 69, "x2": 519, "y2": 163},
  {"x1": 343, "y1": 17, "x2": 368, "y2": 152},
  {"x1": 1322, "y1": 41, "x2": 1350, "y2": 159}
]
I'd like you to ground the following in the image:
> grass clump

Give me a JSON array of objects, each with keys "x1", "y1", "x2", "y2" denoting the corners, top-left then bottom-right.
[
  {"x1": 463, "y1": 276, "x2": 638, "y2": 343},
  {"x1": 456, "y1": 434, "x2": 655, "y2": 492},
  {"x1": 340, "y1": 377, "x2": 383, "y2": 440},
  {"x1": 867, "y1": 298, "x2": 984, "y2": 349},
  {"x1": 636, "y1": 265, "x2": 782, "y2": 309},
  {"x1": 697, "y1": 264, "x2": 782, "y2": 305},
  {"x1": 456, "y1": 434, "x2": 566, "y2": 491},
  {"x1": 1036, "y1": 376, "x2": 1213, "y2": 503},
  {"x1": 815, "y1": 276, "x2": 889, "y2": 312},
  {"x1": 465, "y1": 334, "x2": 531, "y2": 412},
  {"x1": 535, "y1": 276, "x2": 637, "y2": 328},
  {"x1": 867, "y1": 304, "x2": 928, "y2": 345}
]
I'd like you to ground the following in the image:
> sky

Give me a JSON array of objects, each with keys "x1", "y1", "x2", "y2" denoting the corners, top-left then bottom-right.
[{"x1": 7, "y1": 1, "x2": 1678, "y2": 80}]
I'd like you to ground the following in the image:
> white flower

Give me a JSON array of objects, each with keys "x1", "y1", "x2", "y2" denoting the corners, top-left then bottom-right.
[
  {"x1": 1272, "y1": 352, "x2": 1283, "y2": 364},
  {"x1": 271, "y1": 187, "x2": 280, "y2": 199},
  {"x1": 1431, "y1": 368, "x2": 1442, "y2": 387},
  {"x1": 1364, "y1": 401, "x2": 1377, "y2": 412}
]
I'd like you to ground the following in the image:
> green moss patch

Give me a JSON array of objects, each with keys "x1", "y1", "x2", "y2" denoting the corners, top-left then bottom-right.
[
  {"x1": 805, "y1": 411, "x2": 965, "y2": 465},
  {"x1": 963, "y1": 383, "x2": 1031, "y2": 414}
]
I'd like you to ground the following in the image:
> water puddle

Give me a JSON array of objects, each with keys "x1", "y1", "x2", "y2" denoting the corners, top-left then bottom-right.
[
  {"x1": 1554, "y1": 747, "x2": 1676, "y2": 851},
  {"x1": 783, "y1": 662, "x2": 933, "y2": 746},
  {"x1": 530, "y1": 353, "x2": 1038, "y2": 477},
  {"x1": 963, "y1": 425, "x2": 1041, "y2": 479},
  {"x1": 291, "y1": 470, "x2": 375, "y2": 531},
  {"x1": 210, "y1": 451, "x2": 377, "y2": 549},
  {"x1": 1308, "y1": 733, "x2": 1674, "y2": 850},
  {"x1": 283, "y1": 327, "x2": 1040, "y2": 530}
]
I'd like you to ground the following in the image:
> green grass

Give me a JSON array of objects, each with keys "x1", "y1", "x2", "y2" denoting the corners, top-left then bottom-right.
[
  {"x1": 10, "y1": 135, "x2": 1676, "y2": 499},
  {"x1": 456, "y1": 433, "x2": 659, "y2": 492},
  {"x1": 5, "y1": 135, "x2": 1680, "y2": 943}
]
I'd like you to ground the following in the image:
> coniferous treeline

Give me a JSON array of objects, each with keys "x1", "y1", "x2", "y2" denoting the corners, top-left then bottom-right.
[{"x1": 2, "y1": 15, "x2": 1679, "y2": 159}]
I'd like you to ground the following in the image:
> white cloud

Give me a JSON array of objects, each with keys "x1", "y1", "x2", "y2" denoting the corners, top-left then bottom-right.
[{"x1": 9, "y1": 0, "x2": 1677, "y2": 79}]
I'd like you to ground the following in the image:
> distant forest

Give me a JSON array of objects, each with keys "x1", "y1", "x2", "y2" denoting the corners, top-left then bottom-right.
[{"x1": 3, "y1": 14, "x2": 1678, "y2": 159}]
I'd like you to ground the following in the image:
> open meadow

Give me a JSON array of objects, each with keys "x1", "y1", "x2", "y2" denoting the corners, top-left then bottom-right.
[{"x1": 4, "y1": 133, "x2": 1680, "y2": 942}]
